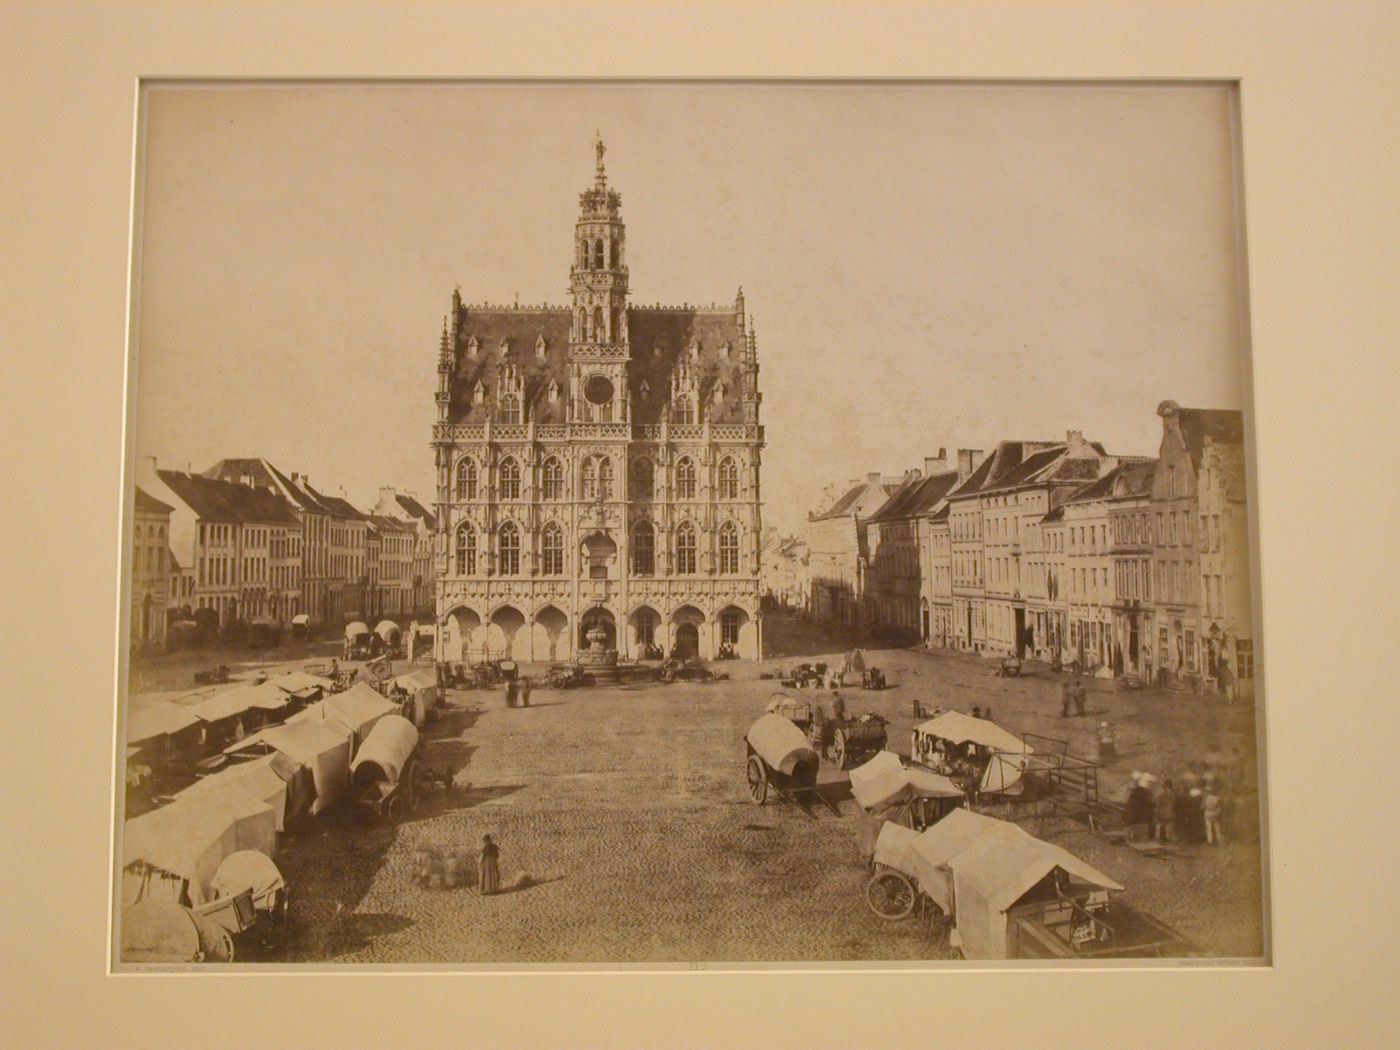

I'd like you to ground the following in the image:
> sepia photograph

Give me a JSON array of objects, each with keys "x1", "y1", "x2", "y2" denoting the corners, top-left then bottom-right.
[{"x1": 114, "y1": 79, "x2": 1266, "y2": 968}]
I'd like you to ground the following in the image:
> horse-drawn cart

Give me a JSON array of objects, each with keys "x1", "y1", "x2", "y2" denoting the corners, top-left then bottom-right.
[{"x1": 743, "y1": 713, "x2": 837, "y2": 817}]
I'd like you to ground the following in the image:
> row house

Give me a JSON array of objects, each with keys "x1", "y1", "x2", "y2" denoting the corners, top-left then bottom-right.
[
  {"x1": 139, "y1": 462, "x2": 302, "y2": 629},
  {"x1": 805, "y1": 473, "x2": 901, "y2": 626},
  {"x1": 204, "y1": 459, "x2": 346, "y2": 627},
  {"x1": 942, "y1": 436, "x2": 1113, "y2": 656},
  {"x1": 759, "y1": 528, "x2": 810, "y2": 610},
  {"x1": 131, "y1": 487, "x2": 173, "y2": 644},
  {"x1": 370, "y1": 487, "x2": 438, "y2": 615},
  {"x1": 1150, "y1": 401, "x2": 1251, "y2": 695},
  {"x1": 866, "y1": 451, "x2": 967, "y2": 637},
  {"x1": 366, "y1": 514, "x2": 417, "y2": 617}
]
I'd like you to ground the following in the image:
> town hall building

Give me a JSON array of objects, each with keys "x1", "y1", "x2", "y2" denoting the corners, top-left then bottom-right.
[{"x1": 432, "y1": 140, "x2": 765, "y2": 663}]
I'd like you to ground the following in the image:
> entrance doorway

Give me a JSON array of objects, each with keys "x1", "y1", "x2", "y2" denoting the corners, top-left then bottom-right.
[
  {"x1": 1013, "y1": 607, "x2": 1027, "y2": 657},
  {"x1": 674, "y1": 622, "x2": 699, "y2": 659}
]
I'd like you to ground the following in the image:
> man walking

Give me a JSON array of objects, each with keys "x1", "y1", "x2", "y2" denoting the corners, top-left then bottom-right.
[
  {"x1": 1073, "y1": 676, "x2": 1088, "y2": 717},
  {"x1": 1154, "y1": 778, "x2": 1177, "y2": 843},
  {"x1": 519, "y1": 676, "x2": 532, "y2": 708}
]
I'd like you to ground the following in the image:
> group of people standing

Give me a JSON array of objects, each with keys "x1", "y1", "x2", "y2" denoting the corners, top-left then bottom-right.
[
  {"x1": 1125, "y1": 764, "x2": 1231, "y2": 846},
  {"x1": 503, "y1": 676, "x2": 532, "y2": 708}
]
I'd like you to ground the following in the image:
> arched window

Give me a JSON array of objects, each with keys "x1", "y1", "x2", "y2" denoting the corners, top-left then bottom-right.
[
  {"x1": 455, "y1": 458, "x2": 477, "y2": 500},
  {"x1": 541, "y1": 522, "x2": 564, "y2": 575},
  {"x1": 579, "y1": 241, "x2": 588, "y2": 270},
  {"x1": 675, "y1": 521, "x2": 697, "y2": 574},
  {"x1": 598, "y1": 457, "x2": 614, "y2": 499},
  {"x1": 498, "y1": 457, "x2": 521, "y2": 500},
  {"x1": 631, "y1": 457, "x2": 653, "y2": 499},
  {"x1": 577, "y1": 308, "x2": 587, "y2": 338},
  {"x1": 498, "y1": 521, "x2": 520, "y2": 575},
  {"x1": 632, "y1": 520, "x2": 655, "y2": 576},
  {"x1": 499, "y1": 394, "x2": 521, "y2": 424},
  {"x1": 675, "y1": 457, "x2": 697, "y2": 500},
  {"x1": 455, "y1": 523, "x2": 476, "y2": 575},
  {"x1": 610, "y1": 238, "x2": 620, "y2": 268},
  {"x1": 672, "y1": 397, "x2": 694, "y2": 424},
  {"x1": 719, "y1": 521, "x2": 740, "y2": 574},
  {"x1": 718, "y1": 457, "x2": 739, "y2": 500},
  {"x1": 592, "y1": 306, "x2": 605, "y2": 341},
  {"x1": 581, "y1": 457, "x2": 598, "y2": 500},
  {"x1": 542, "y1": 457, "x2": 564, "y2": 501},
  {"x1": 593, "y1": 238, "x2": 604, "y2": 269}
]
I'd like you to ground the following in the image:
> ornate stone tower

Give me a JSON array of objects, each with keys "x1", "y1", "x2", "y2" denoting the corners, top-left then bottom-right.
[{"x1": 569, "y1": 136, "x2": 630, "y2": 425}]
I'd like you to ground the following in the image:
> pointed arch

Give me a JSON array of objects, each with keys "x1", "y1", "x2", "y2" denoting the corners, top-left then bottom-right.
[
  {"x1": 592, "y1": 238, "x2": 605, "y2": 269},
  {"x1": 718, "y1": 456, "x2": 739, "y2": 500},
  {"x1": 497, "y1": 520, "x2": 521, "y2": 575},
  {"x1": 719, "y1": 520, "x2": 740, "y2": 574},
  {"x1": 454, "y1": 522, "x2": 477, "y2": 576},
  {"x1": 541, "y1": 456, "x2": 565, "y2": 501},
  {"x1": 631, "y1": 456, "x2": 654, "y2": 499},
  {"x1": 581, "y1": 456, "x2": 598, "y2": 500},
  {"x1": 631, "y1": 519, "x2": 655, "y2": 576},
  {"x1": 609, "y1": 237, "x2": 620, "y2": 268},
  {"x1": 592, "y1": 306, "x2": 605, "y2": 341},
  {"x1": 498, "y1": 457, "x2": 521, "y2": 500},
  {"x1": 498, "y1": 393, "x2": 521, "y2": 424},
  {"x1": 674, "y1": 456, "x2": 697, "y2": 500},
  {"x1": 598, "y1": 456, "x2": 614, "y2": 499},
  {"x1": 462, "y1": 459, "x2": 484, "y2": 504},
  {"x1": 541, "y1": 521, "x2": 565, "y2": 575},
  {"x1": 674, "y1": 520, "x2": 698, "y2": 574}
]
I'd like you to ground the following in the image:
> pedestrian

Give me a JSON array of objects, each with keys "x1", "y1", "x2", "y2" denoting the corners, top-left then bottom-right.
[
  {"x1": 984, "y1": 707, "x2": 993, "y2": 723},
  {"x1": 1125, "y1": 774, "x2": 1153, "y2": 841},
  {"x1": 1073, "y1": 676, "x2": 1087, "y2": 717},
  {"x1": 1203, "y1": 787, "x2": 1224, "y2": 845},
  {"x1": 971, "y1": 705, "x2": 982, "y2": 720},
  {"x1": 1097, "y1": 721, "x2": 1117, "y2": 763},
  {"x1": 519, "y1": 676, "x2": 532, "y2": 708},
  {"x1": 1217, "y1": 658, "x2": 1234, "y2": 705},
  {"x1": 478, "y1": 834, "x2": 500, "y2": 895},
  {"x1": 504, "y1": 677, "x2": 516, "y2": 708},
  {"x1": 1182, "y1": 787, "x2": 1205, "y2": 844},
  {"x1": 830, "y1": 691, "x2": 846, "y2": 723},
  {"x1": 1154, "y1": 778, "x2": 1177, "y2": 843},
  {"x1": 1060, "y1": 677, "x2": 1073, "y2": 718}
]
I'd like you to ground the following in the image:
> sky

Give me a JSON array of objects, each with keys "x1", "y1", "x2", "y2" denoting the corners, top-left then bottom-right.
[{"x1": 132, "y1": 82, "x2": 1247, "y2": 535}]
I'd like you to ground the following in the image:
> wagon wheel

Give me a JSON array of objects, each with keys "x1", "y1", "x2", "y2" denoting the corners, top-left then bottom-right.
[
  {"x1": 403, "y1": 760, "x2": 420, "y2": 813},
  {"x1": 866, "y1": 870, "x2": 917, "y2": 921},
  {"x1": 831, "y1": 729, "x2": 848, "y2": 769},
  {"x1": 384, "y1": 793, "x2": 404, "y2": 822},
  {"x1": 217, "y1": 925, "x2": 236, "y2": 962},
  {"x1": 746, "y1": 755, "x2": 769, "y2": 805}
]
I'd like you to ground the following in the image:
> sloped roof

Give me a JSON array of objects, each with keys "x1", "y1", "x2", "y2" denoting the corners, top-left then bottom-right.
[
  {"x1": 980, "y1": 445, "x2": 1067, "y2": 493},
  {"x1": 1174, "y1": 407, "x2": 1245, "y2": 471},
  {"x1": 394, "y1": 493, "x2": 436, "y2": 529},
  {"x1": 305, "y1": 485, "x2": 363, "y2": 521},
  {"x1": 949, "y1": 441, "x2": 1059, "y2": 499},
  {"x1": 868, "y1": 470, "x2": 963, "y2": 523},
  {"x1": 366, "y1": 514, "x2": 414, "y2": 533},
  {"x1": 813, "y1": 480, "x2": 901, "y2": 521},
  {"x1": 157, "y1": 470, "x2": 299, "y2": 526},
  {"x1": 134, "y1": 487, "x2": 174, "y2": 515}
]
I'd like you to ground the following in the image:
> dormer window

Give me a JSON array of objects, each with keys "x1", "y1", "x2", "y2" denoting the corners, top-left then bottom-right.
[
  {"x1": 688, "y1": 339, "x2": 700, "y2": 361},
  {"x1": 466, "y1": 335, "x2": 479, "y2": 358},
  {"x1": 547, "y1": 380, "x2": 560, "y2": 402},
  {"x1": 535, "y1": 334, "x2": 547, "y2": 358},
  {"x1": 638, "y1": 379, "x2": 650, "y2": 399},
  {"x1": 652, "y1": 345, "x2": 662, "y2": 359},
  {"x1": 500, "y1": 338, "x2": 511, "y2": 356},
  {"x1": 721, "y1": 342, "x2": 732, "y2": 360},
  {"x1": 472, "y1": 383, "x2": 485, "y2": 405}
]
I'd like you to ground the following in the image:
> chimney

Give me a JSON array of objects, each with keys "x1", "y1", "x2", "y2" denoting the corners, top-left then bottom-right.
[
  {"x1": 1066, "y1": 430, "x2": 1090, "y2": 455},
  {"x1": 923, "y1": 448, "x2": 949, "y2": 476},
  {"x1": 956, "y1": 448, "x2": 984, "y2": 481},
  {"x1": 136, "y1": 455, "x2": 159, "y2": 490}
]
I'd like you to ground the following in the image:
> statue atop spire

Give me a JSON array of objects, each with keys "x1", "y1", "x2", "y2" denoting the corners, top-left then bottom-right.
[
  {"x1": 579, "y1": 132, "x2": 621, "y2": 217},
  {"x1": 594, "y1": 131, "x2": 607, "y2": 189}
]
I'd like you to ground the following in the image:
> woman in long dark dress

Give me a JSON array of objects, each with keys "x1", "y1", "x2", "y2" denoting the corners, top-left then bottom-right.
[{"x1": 479, "y1": 834, "x2": 500, "y2": 895}]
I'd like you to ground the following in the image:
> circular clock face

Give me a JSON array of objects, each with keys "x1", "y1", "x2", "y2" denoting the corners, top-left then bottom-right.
[{"x1": 584, "y1": 375, "x2": 615, "y2": 405}]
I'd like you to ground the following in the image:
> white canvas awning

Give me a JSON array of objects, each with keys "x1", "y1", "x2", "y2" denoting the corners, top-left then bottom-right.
[
  {"x1": 914, "y1": 711, "x2": 1030, "y2": 755},
  {"x1": 176, "y1": 754, "x2": 290, "y2": 830},
  {"x1": 127, "y1": 702, "x2": 200, "y2": 745},
  {"x1": 745, "y1": 713, "x2": 818, "y2": 776},
  {"x1": 848, "y1": 751, "x2": 963, "y2": 811}
]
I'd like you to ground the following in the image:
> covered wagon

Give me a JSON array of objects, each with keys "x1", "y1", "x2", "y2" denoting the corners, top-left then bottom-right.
[
  {"x1": 373, "y1": 619, "x2": 405, "y2": 657},
  {"x1": 849, "y1": 751, "x2": 966, "y2": 862},
  {"x1": 349, "y1": 714, "x2": 421, "y2": 821},
  {"x1": 743, "y1": 713, "x2": 835, "y2": 816},
  {"x1": 226, "y1": 720, "x2": 350, "y2": 819},
  {"x1": 120, "y1": 899, "x2": 234, "y2": 964},
  {"x1": 286, "y1": 682, "x2": 399, "y2": 757},
  {"x1": 343, "y1": 621, "x2": 374, "y2": 660}
]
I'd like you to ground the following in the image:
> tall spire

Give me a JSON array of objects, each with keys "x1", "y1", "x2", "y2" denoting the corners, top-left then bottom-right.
[{"x1": 594, "y1": 131, "x2": 607, "y2": 190}]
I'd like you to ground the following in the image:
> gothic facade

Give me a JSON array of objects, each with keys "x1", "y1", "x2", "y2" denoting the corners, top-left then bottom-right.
[{"x1": 432, "y1": 141, "x2": 765, "y2": 663}]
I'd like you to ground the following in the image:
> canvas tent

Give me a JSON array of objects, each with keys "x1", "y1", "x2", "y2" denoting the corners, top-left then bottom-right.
[
  {"x1": 267, "y1": 670, "x2": 332, "y2": 703},
  {"x1": 745, "y1": 713, "x2": 818, "y2": 777},
  {"x1": 849, "y1": 751, "x2": 963, "y2": 811},
  {"x1": 192, "y1": 682, "x2": 291, "y2": 733},
  {"x1": 122, "y1": 784, "x2": 277, "y2": 907},
  {"x1": 176, "y1": 754, "x2": 290, "y2": 831},
  {"x1": 287, "y1": 682, "x2": 398, "y2": 752},
  {"x1": 126, "y1": 702, "x2": 201, "y2": 747},
  {"x1": 227, "y1": 720, "x2": 350, "y2": 816},
  {"x1": 392, "y1": 668, "x2": 439, "y2": 725},
  {"x1": 349, "y1": 714, "x2": 419, "y2": 787},
  {"x1": 902, "y1": 810, "x2": 1122, "y2": 959}
]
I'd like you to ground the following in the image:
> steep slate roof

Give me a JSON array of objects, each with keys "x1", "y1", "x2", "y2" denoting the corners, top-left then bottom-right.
[
  {"x1": 812, "y1": 480, "x2": 901, "y2": 522},
  {"x1": 157, "y1": 470, "x2": 299, "y2": 525},
  {"x1": 1174, "y1": 408, "x2": 1245, "y2": 471},
  {"x1": 203, "y1": 458, "x2": 335, "y2": 517},
  {"x1": 867, "y1": 471, "x2": 964, "y2": 523},
  {"x1": 305, "y1": 485, "x2": 363, "y2": 520},
  {"x1": 366, "y1": 514, "x2": 414, "y2": 533},
  {"x1": 448, "y1": 305, "x2": 751, "y2": 426},
  {"x1": 134, "y1": 486, "x2": 174, "y2": 515},
  {"x1": 950, "y1": 441, "x2": 1060, "y2": 498},
  {"x1": 394, "y1": 493, "x2": 436, "y2": 529}
]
